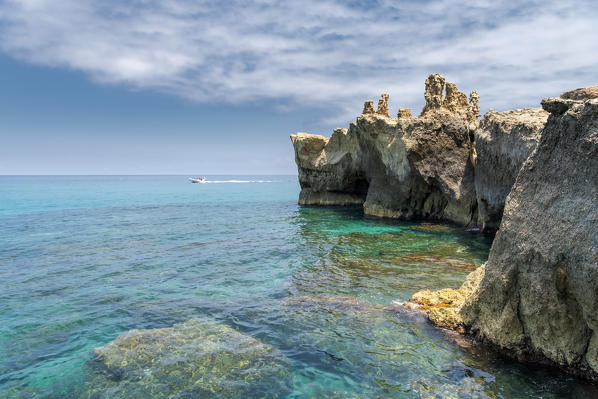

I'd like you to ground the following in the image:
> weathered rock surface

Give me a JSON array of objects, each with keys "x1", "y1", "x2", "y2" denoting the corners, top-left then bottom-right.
[
  {"x1": 290, "y1": 130, "x2": 367, "y2": 206},
  {"x1": 291, "y1": 74, "x2": 480, "y2": 226},
  {"x1": 560, "y1": 85, "x2": 598, "y2": 100},
  {"x1": 405, "y1": 265, "x2": 485, "y2": 332},
  {"x1": 461, "y1": 96, "x2": 598, "y2": 380},
  {"x1": 474, "y1": 108, "x2": 549, "y2": 230},
  {"x1": 85, "y1": 319, "x2": 291, "y2": 398}
]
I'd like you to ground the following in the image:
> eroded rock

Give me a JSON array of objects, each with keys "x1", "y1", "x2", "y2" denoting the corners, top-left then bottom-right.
[
  {"x1": 422, "y1": 73, "x2": 445, "y2": 114},
  {"x1": 560, "y1": 85, "x2": 598, "y2": 100},
  {"x1": 397, "y1": 108, "x2": 412, "y2": 118},
  {"x1": 291, "y1": 74, "x2": 480, "y2": 226},
  {"x1": 85, "y1": 319, "x2": 291, "y2": 398},
  {"x1": 404, "y1": 265, "x2": 485, "y2": 332},
  {"x1": 376, "y1": 93, "x2": 390, "y2": 117},
  {"x1": 461, "y1": 95, "x2": 598, "y2": 381},
  {"x1": 474, "y1": 108, "x2": 549, "y2": 230},
  {"x1": 362, "y1": 100, "x2": 375, "y2": 115}
]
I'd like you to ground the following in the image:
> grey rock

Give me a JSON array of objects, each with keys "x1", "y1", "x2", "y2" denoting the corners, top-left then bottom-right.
[
  {"x1": 461, "y1": 96, "x2": 598, "y2": 380},
  {"x1": 474, "y1": 108, "x2": 548, "y2": 231}
]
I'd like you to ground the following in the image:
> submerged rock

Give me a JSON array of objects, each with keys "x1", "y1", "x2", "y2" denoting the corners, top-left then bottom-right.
[
  {"x1": 283, "y1": 296, "x2": 382, "y2": 311},
  {"x1": 291, "y1": 74, "x2": 479, "y2": 226},
  {"x1": 85, "y1": 319, "x2": 291, "y2": 398},
  {"x1": 474, "y1": 108, "x2": 548, "y2": 231},
  {"x1": 461, "y1": 94, "x2": 598, "y2": 380}
]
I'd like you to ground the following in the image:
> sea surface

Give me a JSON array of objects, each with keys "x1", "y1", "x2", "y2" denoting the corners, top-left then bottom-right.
[{"x1": 1, "y1": 175, "x2": 596, "y2": 398}]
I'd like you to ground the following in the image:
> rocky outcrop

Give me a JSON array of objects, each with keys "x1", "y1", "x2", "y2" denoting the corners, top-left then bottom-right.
[
  {"x1": 404, "y1": 265, "x2": 485, "y2": 332},
  {"x1": 474, "y1": 108, "x2": 549, "y2": 230},
  {"x1": 291, "y1": 74, "x2": 480, "y2": 226},
  {"x1": 291, "y1": 74, "x2": 554, "y2": 231},
  {"x1": 290, "y1": 130, "x2": 367, "y2": 206},
  {"x1": 461, "y1": 95, "x2": 598, "y2": 380},
  {"x1": 560, "y1": 85, "x2": 598, "y2": 100}
]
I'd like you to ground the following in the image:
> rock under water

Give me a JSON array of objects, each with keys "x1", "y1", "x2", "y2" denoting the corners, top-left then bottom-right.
[{"x1": 84, "y1": 318, "x2": 291, "y2": 398}]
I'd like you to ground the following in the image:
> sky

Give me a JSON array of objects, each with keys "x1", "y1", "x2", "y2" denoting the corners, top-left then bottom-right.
[{"x1": 0, "y1": 0, "x2": 597, "y2": 175}]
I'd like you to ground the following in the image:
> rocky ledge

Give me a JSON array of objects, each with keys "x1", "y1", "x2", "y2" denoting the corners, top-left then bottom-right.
[{"x1": 291, "y1": 74, "x2": 548, "y2": 229}]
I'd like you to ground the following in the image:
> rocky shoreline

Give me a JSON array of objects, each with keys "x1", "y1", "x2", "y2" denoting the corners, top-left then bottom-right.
[{"x1": 291, "y1": 76, "x2": 598, "y2": 381}]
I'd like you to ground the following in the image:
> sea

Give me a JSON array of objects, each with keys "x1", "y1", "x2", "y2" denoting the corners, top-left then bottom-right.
[{"x1": 1, "y1": 175, "x2": 596, "y2": 398}]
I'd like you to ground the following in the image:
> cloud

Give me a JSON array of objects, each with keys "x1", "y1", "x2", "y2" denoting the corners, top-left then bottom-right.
[{"x1": 0, "y1": 0, "x2": 596, "y2": 121}]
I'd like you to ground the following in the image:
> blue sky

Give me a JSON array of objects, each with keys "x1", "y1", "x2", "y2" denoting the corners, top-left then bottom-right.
[{"x1": 1, "y1": 0, "x2": 596, "y2": 174}]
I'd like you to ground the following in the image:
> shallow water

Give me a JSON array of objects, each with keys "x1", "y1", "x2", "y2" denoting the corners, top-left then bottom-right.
[{"x1": 1, "y1": 175, "x2": 596, "y2": 398}]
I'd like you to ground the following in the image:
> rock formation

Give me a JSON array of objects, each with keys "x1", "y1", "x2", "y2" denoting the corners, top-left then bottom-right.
[
  {"x1": 421, "y1": 73, "x2": 445, "y2": 114},
  {"x1": 290, "y1": 130, "x2": 367, "y2": 206},
  {"x1": 291, "y1": 74, "x2": 556, "y2": 231},
  {"x1": 291, "y1": 76, "x2": 598, "y2": 381},
  {"x1": 560, "y1": 85, "x2": 598, "y2": 100},
  {"x1": 376, "y1": 93, "x2": 390, "y2": 117},
  {"x1": 86, "y1": 318, "x2": 291, "y2": 397},
  {"x1": 474, "y1": 108, "x2": 549, "y2": 230},
  {"x1": 461, "y1": 93, "x2": 598, "y2": 380},
  {"x1": 397, "y1": 108, "x2": 412, "y2": 118},
  {"x1": 291, "y1": 74, "x2": 481, "y2": 226},
  {"x1": 362, "y1": 100, "x2": 375, "y2": 114},
  {"x1": 404, "y1": 265, "x2": 485, "y2": 332}
]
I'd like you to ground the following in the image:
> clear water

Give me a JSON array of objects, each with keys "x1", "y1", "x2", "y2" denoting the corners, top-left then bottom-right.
[{"x1": 0, "y1": 175, "x2": 596, "y2": 398}]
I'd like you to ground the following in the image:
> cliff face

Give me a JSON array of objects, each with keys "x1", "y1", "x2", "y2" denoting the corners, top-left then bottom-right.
[
  {"x1": 291, "y1": 74, "x2": 550, "y2": 229},
  {"x1": 290, "y1": 130, "x2": 366, "y2": 206},
  {"x1": 291, "y1": 74, "x2": 480, "y2": 226},
  {"x1": 474, "y1": 108, "x2": 549, "y2": 230},
  {"x1": 461, "y1": 95, "x2": 598, "y2": 380}
]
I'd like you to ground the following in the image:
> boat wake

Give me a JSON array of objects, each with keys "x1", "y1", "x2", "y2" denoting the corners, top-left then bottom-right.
[{"x1": 203, "y1": 180, "x2": 275, "y2": 183}]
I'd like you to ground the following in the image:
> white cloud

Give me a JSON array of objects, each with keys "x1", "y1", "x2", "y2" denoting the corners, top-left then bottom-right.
[{"x1": 0, "y1": 0, "x2": 596, "y2": 122}]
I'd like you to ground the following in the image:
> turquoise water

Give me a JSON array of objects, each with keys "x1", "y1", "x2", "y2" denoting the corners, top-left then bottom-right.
[{"x1": 1, "y1": 175, "x2": 596, "y2": 398}]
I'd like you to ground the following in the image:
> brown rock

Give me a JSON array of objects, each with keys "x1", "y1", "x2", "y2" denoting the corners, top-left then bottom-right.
[
  {"x1": 422, "y1": 73, "x2": 445, "y2": 114},
  {"x1": 376, "y1": 93, "x2": 390, "y2": 117},
  {"x1": 444, "y1": 82, "x2": 469, "y2": 113},
  {"x1": 560, "y1": 85, "x2": 598, "y2": 100},
  {"x1": 362, "y1": 100, "x2": 375, "y2": 114},
  {"x1": 405, "y1": 265, "x2": 485, "y2": 332},
  {"x1": 397, "y1": 108, "x2": 412, "y2": 118}
]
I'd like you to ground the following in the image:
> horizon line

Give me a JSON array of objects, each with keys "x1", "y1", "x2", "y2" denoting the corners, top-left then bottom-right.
[{"x1": 0, "y1": 173, "x2": 298, "y2": 176}]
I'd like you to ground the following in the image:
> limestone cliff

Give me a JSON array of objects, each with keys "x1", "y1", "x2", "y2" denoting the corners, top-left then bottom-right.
[
  {"x1": 291, "y1": 74, "x2": 480, "y2": 226},
  {"x1": 461, "y1": 94, "x2": 598, "y2": 380},
  {"x1": 474, "y1": 108, "x2": 549, "y2": 230}
]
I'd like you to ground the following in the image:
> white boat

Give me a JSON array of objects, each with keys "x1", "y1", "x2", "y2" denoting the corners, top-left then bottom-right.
[{"x1": 189, "y1": 177, "x2": 206, "y2": 183}]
